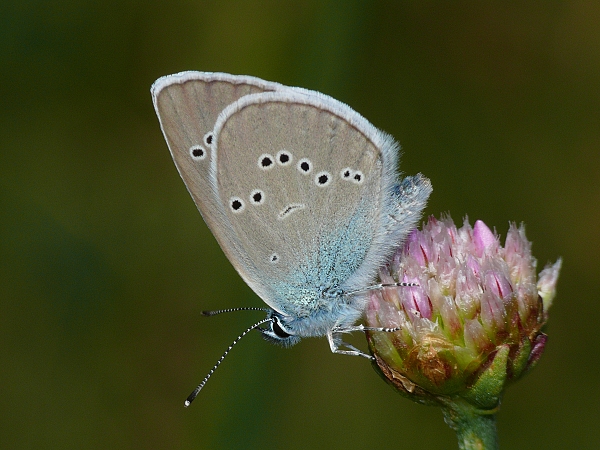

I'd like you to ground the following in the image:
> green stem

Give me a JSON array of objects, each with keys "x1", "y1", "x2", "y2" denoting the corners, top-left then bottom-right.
[{"x1": 441, "y1": 398, "x2": 499, "y2": 450}]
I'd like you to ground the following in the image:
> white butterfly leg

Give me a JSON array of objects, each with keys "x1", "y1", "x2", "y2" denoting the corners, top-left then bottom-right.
[
  {"x1": 327, "y1": 330, "x2": 373, "y2": 359},
  {"x1": 327, "y1": 324, "x2": 401, "y2": 360}
]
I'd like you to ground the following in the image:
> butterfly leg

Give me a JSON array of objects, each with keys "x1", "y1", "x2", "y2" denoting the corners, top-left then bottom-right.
[
  {"x1": 327, "y1": 330, "x2": 373, "y2": 359},
  {"x1": 327, "y1": 325, "x2": 401, "y2": 360}
]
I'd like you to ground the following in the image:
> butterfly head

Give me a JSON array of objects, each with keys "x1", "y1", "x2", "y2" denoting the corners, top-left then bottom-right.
[{"x1": 258, "y1": 309, "x2": 302, "y2": 347}]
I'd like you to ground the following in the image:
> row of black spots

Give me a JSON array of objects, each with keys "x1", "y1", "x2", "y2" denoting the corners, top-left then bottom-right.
[
  {"x1": 256, "y1": 151, "x2": 335, "y2": 188},
  {"x1": 229, "y1": 188, "x2": 266, "y2": 213},
  {"x1": 189, "y1": 132, "x2": 215, "y2": 161},
  {"x1": 258, "y1": 150, "x2": 294, "y2": 171},
  {"x1": 340, "y1": 167, "x2": 364, "y2": 185},
  {"x1": 295, "y1": 158, "x2": 333, "y2": 187}
]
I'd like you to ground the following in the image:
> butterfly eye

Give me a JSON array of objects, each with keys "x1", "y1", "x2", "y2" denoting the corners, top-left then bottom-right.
[
  {"x1": 257, "y1": 154, "x2": 275, "y2": 170},
  {"x1": 271, "y1": 317, "x2": 291, "y2": 339},
  {"x1": 189, "y1": 145, "x2": 207, "y2": 160}
]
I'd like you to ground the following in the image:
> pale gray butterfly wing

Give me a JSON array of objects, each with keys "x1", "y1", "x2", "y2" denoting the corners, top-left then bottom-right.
[
  {"x1": 151, "y1": 72, "x2": 285, "y2": 251},
  {"x1": 210, "y1": 90, "x2": 431, "y2": 337}
]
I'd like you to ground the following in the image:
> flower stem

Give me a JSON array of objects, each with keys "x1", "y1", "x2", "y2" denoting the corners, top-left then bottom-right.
[{"x1": 441, "y1": 398, "x2": 499, "y2": 450}]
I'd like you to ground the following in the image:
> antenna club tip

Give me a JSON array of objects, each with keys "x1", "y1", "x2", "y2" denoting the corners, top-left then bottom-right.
[{"x1": 184, "y1": 400, "x2": 191, "y2": 407}]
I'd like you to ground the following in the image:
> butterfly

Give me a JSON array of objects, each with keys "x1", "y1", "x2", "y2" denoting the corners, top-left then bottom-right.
[{"x1": 151, "y1": 72, "x2": 431, "y2": 405}]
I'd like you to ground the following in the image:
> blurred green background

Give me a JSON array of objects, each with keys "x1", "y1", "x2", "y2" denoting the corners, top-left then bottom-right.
[{"x1": 1, "y1": 1, "x2": 598, "y2": 449}]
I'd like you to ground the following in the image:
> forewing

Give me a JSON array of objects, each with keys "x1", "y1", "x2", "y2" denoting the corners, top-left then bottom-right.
[{"x1": 151, "y1": 72, "x2": 284, "y2": 237}]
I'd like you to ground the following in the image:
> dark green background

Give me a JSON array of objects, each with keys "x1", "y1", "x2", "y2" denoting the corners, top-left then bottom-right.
[{"x1": 1, "y1": 1, "x2": 598, "y2": 449}]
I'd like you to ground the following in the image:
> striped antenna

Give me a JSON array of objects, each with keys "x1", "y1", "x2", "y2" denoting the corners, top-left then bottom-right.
[
  {"x1": 201, "y1": 306, "x2": 269, "y2": 316},
  {"x1": 184, "y1": 316, "x2": 272, "y2": 407}
]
